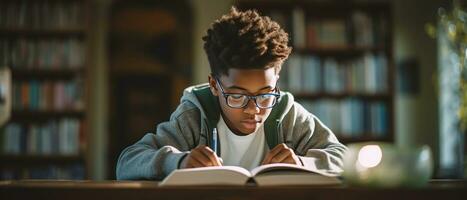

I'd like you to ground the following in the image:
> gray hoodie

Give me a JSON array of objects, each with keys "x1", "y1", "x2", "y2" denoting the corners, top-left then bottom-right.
[{"x1": 116, "y1": 83, "x2": 347, "y2": 180}]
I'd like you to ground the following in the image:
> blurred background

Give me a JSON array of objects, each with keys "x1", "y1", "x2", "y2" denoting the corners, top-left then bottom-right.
[{"x1": 0, "y1": 0, "x2": 466, "y2": 181}]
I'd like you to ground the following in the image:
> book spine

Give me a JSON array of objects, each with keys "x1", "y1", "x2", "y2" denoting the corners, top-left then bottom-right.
[{"x1": 292, "y1": 8, "x2": 306, "y2": 49}]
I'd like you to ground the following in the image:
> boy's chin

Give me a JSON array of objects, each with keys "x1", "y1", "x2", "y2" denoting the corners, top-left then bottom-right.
[
  {"x1": 238, "y1": 124, "x2": 261, "y2": 135},
  {"x1": 240, "y1": 130, "x2": 255, "y2": 135}
]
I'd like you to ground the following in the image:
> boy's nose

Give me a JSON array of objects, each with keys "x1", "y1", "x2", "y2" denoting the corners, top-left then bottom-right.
[{"x1": 243, "y1": 99, "x2": 260, "y2": 114}]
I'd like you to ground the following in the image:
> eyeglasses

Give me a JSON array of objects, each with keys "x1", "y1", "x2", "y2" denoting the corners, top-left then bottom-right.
[{"x1": 215, "y1": 77, "x2": 280, "y2": 109}]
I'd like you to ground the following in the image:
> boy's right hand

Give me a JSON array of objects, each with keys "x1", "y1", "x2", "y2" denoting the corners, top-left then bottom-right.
[{"x1": 179, "y1": 145, "x2": 222, "y2": 169}]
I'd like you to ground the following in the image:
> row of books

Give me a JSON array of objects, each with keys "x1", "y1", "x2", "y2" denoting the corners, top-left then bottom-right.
[
  {"x1": 0, "y1": 39, "x2": 85, "y2": 69},
  {"x1": 12, "y1": 80, "x2": 84, "y2": 111},
  {"x1": 279, "y1": 53, "x2": 388, "y2": 94},
  {"x1": 300, "y1": 99, "x2": 388, "y2": 137},
  {"x1": 0, "y1": 1, "x2": 83, "y2": 30},
  {"x1": 1, "y1": 119, "x2": 83, "y2": 155},
  {"x1": 0, "y1": 164, "x2": 84, "y2": 180},
  {"x1": 281, "y1": 9, "x2": 388, "y2": 48}
]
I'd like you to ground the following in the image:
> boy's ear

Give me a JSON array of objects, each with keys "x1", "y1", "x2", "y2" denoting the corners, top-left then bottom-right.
[{"x1": 208, "y1": 74, "x2": 219, "y2": 96}]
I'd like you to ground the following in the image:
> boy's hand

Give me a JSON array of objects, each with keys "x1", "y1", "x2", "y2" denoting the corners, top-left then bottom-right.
[
  {"x1": 180, "y1": 145, "x2": 222, "y2": 169},
  {"x1": 261, "y1": 143, "x2": 301, "y2": 166}
]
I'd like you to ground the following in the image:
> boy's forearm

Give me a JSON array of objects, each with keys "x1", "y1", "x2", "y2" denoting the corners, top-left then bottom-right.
[
  {"x1": 116, "y1": 144, "x2": 188, "y2": 180},
  {"x1": 299, "y1": 115, "x2": 347, "y2": 173},
  {"x1": 116, "y1": 107, "x2": 199, "y2": 180},
  {"x1": 298, "y1": 144, "x2": 346, "y2": 174}
]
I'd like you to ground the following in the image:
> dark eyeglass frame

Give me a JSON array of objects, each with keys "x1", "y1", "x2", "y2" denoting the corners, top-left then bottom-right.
[{"x1": 214, "y1": 77, "x2": 280, "y2": 109}]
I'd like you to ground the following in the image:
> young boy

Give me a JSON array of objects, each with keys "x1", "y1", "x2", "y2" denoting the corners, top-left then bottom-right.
[{"x1": 116, "y1": 7, "x2": 346, "y2": 180}]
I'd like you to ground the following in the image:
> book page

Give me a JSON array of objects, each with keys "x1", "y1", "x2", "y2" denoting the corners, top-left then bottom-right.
[
  {"x1": 160, "y1": 166, "x2": 252, "y2": 186},
  {"x1": 249, "y1": 164, "x2": 341, "y2": 186},
  {"x1": 250, "y1": 163, "x2": 338, "y2": 177},
  {"x1": 253, "y1": 170, "x2": 342, "y2": 186}
]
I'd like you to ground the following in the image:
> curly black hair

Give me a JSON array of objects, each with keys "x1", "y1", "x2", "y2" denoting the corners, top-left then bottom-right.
[{"x1": 202, "y1": 7, "x2": 292, "y2": 77}]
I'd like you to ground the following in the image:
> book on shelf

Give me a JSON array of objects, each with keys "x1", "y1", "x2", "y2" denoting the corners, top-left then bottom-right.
[
  {"x1": 0, "y1": 38, "x2": 85, "y2": 69},
  {"x1": 300, "y1": 99, "x2": 388, "y2": 138},
  {"x1": 0, "y1": 1, "x2": 83, "y2": 30},
  {"x1": 290, "y1": 9, "x2": 387, "y2": 48},
  {"x1": 352, "y1": 11, "x2": 374, "y2": 46},
  {"x1": 307, "y1": 19, "x2": 348, "y2": 48},
  {"x1": 286, "y1": 55, "x2": 302, "y2": 92},
  {"x1": 1, "y1": 119, "x2": 82, "y2": 155},
  {"x1": 302, "y1": 55, "x2": 322, "y2": 93},
  {"x1": 161, "y1": 163, "x2": 341, "y2": 186},
  {"x1": 281, "y1": 53, "x2": 388, "y2": 94},
  {"x1": 323, "y1": 58, "x2": 343, "y2": 93},
  {"x1": 292, "y1": 8, "x2": 306, "y2": 49},
  {"x1": 12, "y1": 80, "x2": 83, "y2": 111}
]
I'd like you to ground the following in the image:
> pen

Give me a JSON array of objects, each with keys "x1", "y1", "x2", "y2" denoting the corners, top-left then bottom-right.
[{"x1": 212, "y1": 128, "x2": 218, "y2": 156}]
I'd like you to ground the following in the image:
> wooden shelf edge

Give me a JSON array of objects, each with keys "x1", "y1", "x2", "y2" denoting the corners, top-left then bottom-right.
[
  {"x1": 293, "y1": 92, "x2": 391, "y2": 100},
  {"x1": 0, "y1": 155, "x2": 84, "y2": 167},
  {"x1": 11, "y1": 68, "x2": 85, "y2": 79},
  {"x1": 237, "y1": 0, "x2": 390, "y2": 11},
  {"x1": 10, "y1": 110, "x2": 86, "y2": 121},
  {"x1": 294, "y1": 46, "x2": 386, "y2": 54},
  {"x1": 0, "y1": 29, "x2": 86, "y2": 37}
]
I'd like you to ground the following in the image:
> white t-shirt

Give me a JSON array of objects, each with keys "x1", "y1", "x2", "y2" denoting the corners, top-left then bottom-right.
[{"x1": 217, "y1": 115, "x2": 268, "y2": 170}]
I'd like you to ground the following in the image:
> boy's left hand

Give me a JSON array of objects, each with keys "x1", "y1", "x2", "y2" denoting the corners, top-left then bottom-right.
[{"x1": 261, "y1": 143, "x2": 302, "y2": 166}]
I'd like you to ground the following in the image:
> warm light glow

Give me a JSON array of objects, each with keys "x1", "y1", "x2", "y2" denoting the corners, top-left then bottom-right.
[{"x1": 357, "y1": 145, "x2": 383, "y2": 168}]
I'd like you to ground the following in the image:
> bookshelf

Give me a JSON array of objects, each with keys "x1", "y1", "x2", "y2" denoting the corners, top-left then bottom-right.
[
  {"x1": 237, "y1": 0, "x2": 394, "y2": 144},
  {"x1": 107, "y1": 0, "x2": 192, "y2": 179},
  {"x1": 0, "y1": 0, "x2": 89, "y2": 180}
]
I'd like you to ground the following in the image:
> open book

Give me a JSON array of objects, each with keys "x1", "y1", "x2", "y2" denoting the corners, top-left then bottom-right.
[{"x1": 160, "y1": 163, "x2": 341, "y2": 186}]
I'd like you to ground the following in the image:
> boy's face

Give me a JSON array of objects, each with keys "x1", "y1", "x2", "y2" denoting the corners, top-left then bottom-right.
[{"x1": 209, "y1": 67, "x2": 279, "y2": 135}]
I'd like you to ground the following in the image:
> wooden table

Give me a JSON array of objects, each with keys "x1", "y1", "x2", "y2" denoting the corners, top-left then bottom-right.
[{"x1": 1, "y1": 179, "x2": 467, "y2": 200}]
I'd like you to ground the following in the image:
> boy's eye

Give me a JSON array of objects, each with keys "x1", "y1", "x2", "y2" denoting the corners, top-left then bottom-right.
[
  {"x1": 257, "y1": 94, "x2": 275, "y2": 103},
  {"x1": 257, "y1": 94, "x2": 269, "y2": 100},
  {"x1": 230, "y1": 94, "x2": 245, "y2": 100}
]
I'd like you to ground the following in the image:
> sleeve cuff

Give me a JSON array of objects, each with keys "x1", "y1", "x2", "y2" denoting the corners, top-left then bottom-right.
[
  {"x1": 163, "y1": 150, "x2": 190, "y2": 176},
  {"x1": 298, "y1": 156, "x2": 319, "y2": 171},
  {"x1": 177, "y1": 152, "x2": 190, "y2": 169}
]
